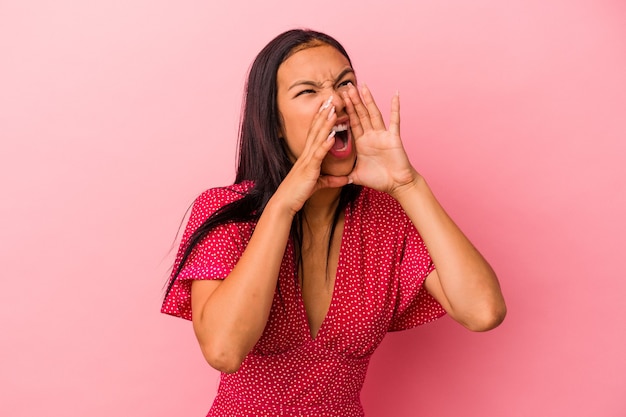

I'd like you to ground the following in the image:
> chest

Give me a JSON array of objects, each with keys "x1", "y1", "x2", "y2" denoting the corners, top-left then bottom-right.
[
  {"x1": 252, "y1": 212, "x2": 406, "y2": 358},
  {"x1": 299, "y1": 217, "x2": 344, "y2": 339}
]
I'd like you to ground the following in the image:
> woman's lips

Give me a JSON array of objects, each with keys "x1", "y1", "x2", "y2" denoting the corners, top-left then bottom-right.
[{"x1": 328, "y1": 127, "x2": 353, "y2": 159}]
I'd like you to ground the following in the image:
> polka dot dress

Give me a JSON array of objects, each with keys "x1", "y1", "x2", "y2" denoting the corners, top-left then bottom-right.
[{"x1": 162, "y1": 182, "x2": 445, "y2": 417}]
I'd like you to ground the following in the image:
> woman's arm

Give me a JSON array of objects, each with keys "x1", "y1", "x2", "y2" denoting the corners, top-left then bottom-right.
[
  {"x1": 342, "y1": 84, "x2": 506, "y2": 331},
  {"x1": 391, "y1": 175, "x2": 506, "y2": 331},
  {"x1": 190, "y1": 97, "x2": 348, "y2": 373},
  {"x1": 190, "y1": 197, "x2": 295, "y2": 373}
]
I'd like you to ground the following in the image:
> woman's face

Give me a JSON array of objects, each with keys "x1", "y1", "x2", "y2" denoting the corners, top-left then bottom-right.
[{"x1": 276, "y1": 44, "x2": 357, "y2": 176}]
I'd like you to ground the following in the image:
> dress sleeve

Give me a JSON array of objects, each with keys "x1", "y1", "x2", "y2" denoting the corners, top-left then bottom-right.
[
  {"x1": 388, "y1": 220, "x2": 446, "y2": 331},
  {"x1": 160, "y1": 187, "x2": 251, "y2": 321}
]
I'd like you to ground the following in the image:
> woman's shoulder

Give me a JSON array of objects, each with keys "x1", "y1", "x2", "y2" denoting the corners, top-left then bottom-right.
[
  {"x1": 188, "y1": 181, "x2": 254, "y2": 223},
  {"x1": 194, "y1": 181, "x2": 253, "y2": 207}
]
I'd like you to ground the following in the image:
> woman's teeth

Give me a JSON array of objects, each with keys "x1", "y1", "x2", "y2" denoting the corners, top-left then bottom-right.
[{"x1": 332, "y1": 123, "x2": 349, "y2": 133}]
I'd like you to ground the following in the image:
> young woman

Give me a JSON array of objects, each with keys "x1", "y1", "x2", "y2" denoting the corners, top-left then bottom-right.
[{"x1": 162, "y1": 29, "x2": 506, "y2": 417}]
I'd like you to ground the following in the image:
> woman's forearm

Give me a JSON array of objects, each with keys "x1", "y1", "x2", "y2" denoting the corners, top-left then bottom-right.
[
  {"x1": 192, "y1": 196, "x2": 295, "y2": 372},
  {"x1": 392, "y1": 174, "x2": 506, "y2": 331}
]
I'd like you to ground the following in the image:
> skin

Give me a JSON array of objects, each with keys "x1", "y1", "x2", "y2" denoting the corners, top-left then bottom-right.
[
  {"x1": 275, "y1": 45, "x2": 357, "y2": 336},
  {"x1": 190, "y1": 45, "x2": 507, "y2": 374},
  {"x1": 276, "y1": 44, "x2": 356, "y2": 177}
]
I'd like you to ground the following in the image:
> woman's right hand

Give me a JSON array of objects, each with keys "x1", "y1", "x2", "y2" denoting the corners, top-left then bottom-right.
[
  {"x1": 192, "y1": 96, "x2": 350, "y2": 373},
  {"x1": 273, "y1": 96, "x2": 350, "y2": 216}
]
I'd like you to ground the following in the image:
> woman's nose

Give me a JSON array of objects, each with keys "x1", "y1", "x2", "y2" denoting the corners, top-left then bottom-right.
[{"x1": 330, "y1": 91, "x2": 345, "y2": 114}]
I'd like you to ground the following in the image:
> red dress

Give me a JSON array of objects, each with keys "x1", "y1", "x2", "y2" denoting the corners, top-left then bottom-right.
[{"x1": 162, "y1": 182, "x2": 445, "y2": 416}]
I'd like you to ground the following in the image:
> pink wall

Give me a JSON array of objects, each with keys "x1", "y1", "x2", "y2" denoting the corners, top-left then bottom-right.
[{"x1": 1, "y1": 1, "x2": 624, "y2": 416}]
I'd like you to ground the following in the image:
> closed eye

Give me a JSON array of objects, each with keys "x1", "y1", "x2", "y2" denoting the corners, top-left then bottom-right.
[{"x1": 295, "y1": 89, "x2": 316, "y2": 97}]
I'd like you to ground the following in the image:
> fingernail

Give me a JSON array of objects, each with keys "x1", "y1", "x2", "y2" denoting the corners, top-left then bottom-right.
[
  {"x1": 327, "y1": 106, "x2": 335, "y2": 120},
  {"x1": 319, "y1": 95, "x2": 334, "y2": 112},
  {"x1": 326, "y1": 130, "x2": 336, "y2": 141},
  {"x1": 348, "y1": 176, "x2": 353, "y2": 184}
]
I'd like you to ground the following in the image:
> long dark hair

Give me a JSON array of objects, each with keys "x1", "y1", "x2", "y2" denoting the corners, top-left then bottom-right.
[{"x1": 164, "y1": 29, "x2": 361, "y2": 298}]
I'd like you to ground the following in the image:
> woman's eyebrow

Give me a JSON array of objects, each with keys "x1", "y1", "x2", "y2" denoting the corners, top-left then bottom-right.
[
  {"x1": 287, "y1": 68, "x2": 355, "y2": 91},
  {"x1": 334, "y1": 68, "x2": 355, "y2": 84}
]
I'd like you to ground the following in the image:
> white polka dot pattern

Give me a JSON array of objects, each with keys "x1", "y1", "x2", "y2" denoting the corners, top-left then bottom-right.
[{"x1": 162, "y1": 182, "x2": 446, "y2": 416}]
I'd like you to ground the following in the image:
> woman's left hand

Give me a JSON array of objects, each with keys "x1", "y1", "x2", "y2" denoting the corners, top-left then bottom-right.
[{"x1": 342, "y1": 83, "x2": 419, "y2": 196}]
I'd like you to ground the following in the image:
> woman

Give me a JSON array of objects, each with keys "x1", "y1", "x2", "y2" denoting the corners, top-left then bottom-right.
[{"x1": 162, "y1": 29, "x2": 506, "y2": 416}]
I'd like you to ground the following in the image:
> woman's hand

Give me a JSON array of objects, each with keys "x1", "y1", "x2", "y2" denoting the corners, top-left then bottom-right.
[
  {"x1": 274, "y1": 96, "x2": 350, "y2": 216},
  {"x1": 342, "y1": 84, "x2": 419, "y2": 197}
]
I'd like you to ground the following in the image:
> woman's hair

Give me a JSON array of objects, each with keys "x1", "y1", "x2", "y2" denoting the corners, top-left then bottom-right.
[{"x1": 164, "y1": 29, "x2": 361, "y2": 298}]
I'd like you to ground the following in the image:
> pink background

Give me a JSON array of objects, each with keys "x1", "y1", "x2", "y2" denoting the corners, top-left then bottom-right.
[{"x1": 1, "y1": 1, "x2": 625, "y2": 416}]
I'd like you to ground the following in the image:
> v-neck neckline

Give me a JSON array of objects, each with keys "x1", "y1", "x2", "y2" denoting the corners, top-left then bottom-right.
[{"x1": 297, "y1": 205, "x2": 350, "y2": 342}]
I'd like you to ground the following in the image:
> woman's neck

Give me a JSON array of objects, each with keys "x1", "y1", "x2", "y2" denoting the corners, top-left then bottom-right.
[{"x1": 302, "y1": 187, "x2": 342, "y2": 227}]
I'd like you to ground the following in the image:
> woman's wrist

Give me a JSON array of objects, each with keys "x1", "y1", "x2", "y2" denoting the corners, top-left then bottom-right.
[
  {"x1": 390, "y1": 170, "x2": 428, "y2": 204},
  {"x1": 265, "y1": 192, "x2": 299, "y2": 221}
]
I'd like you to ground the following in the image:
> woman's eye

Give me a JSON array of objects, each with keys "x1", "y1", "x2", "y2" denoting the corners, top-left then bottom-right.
[
  {"x1": 338, "y1": 80, "x2": 353, "y2": 88},
  {"x1": 295, "y1": 89, "x2": 315, "y2": 97}
]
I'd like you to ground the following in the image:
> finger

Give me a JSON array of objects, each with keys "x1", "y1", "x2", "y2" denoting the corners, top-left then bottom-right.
[
  {"x1": 305, "y1": 112, "x2": 337, "y2": 168},
  {"x1": 302, "y1": 96, "x2": 337, "y2": 154},
  {"x1": 389, "y1": 91, "x2": 400, "y2": 137},
  {"x1": 291, "y1": 129, "x2": 336, "y2": 186},
  {"x1": 341, "y1": 90, "x2": 364, "y2": 138},
  {"x1": 360, "y1": 84, "x2": 386, "y2": 131},
  {"x1": 346, "y1": 83, "x2": 373, "y2": 132}
]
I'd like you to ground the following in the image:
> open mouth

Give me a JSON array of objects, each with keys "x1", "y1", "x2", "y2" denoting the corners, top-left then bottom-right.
[
  {"x1": 328, "y1": 122, "x2": 352, "y2": 159},
  {"x1": 332, "y1": 123, "x2": 349, "y2": 151}
]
